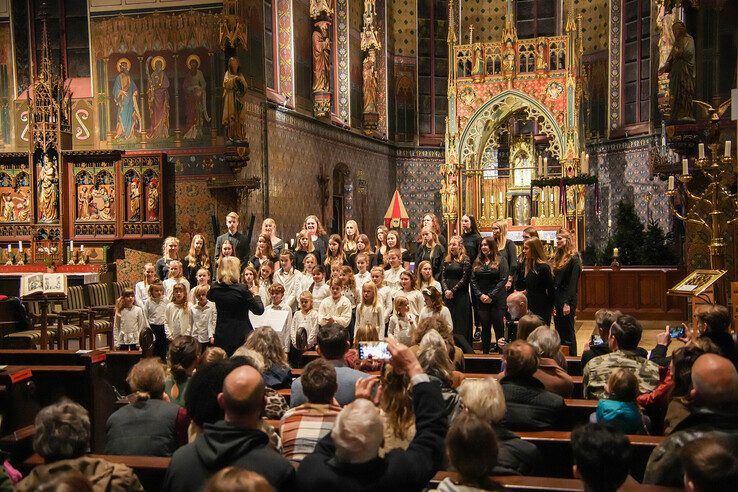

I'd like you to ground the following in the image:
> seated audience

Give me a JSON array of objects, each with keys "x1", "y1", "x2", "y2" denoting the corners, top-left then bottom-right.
[
  {"x1": 165, "y1": 365, "x2": 295, "y2": 492},
  {"x1": 290, "y1": 324, "x2": 369, "y2": 407},
  {"x1": 295, "y1": 338, "x2": 448, "y2": 490},
  {"x1": 527, "y1": 326, "x2": 573, "y2": 397},
  {"x1": 202, "y1": 346, "x2": 227, "y2": 364},
  {"x1": 593, "y1": 368, "x2": 648, "y2": 434},
  {"x1": 165, "y1": 336, "x2": 201, "y2": 407},
  {"x1": 33, "y1": 471, "x2": 94, "y2": 492},
  {"x1": 411, "y1": 316, "x2": 465, "y2": 371},
  {"x1": 17, "y1": 400, "x2": 144, "y2": 491},
  {"x1": 458, "y1": 377, "x2": 539, "y2": 475},
  {"x1": 583, "y1": 314, "x2": 659, "y2": 399},
  {"x1": 431, "y1": 411, "x2": 500, "y2": 492},
  {"x1": 499, "y1": 340, "x2": 564, "y2": 431},
  {"x1": 580, "y1": 309, "x2": 642, "y2": 368},
  {"x1": 347, "y1": 323, "x2": 385, "y2": 372},
  {"x1": 571, "y1": 423, "x2": 631, "y2": 492},
  {"x1": 379, "y1": 363, "x2": 416, "y2": 454},
  {"x1": 105, "y1": 358, "x2": 188, "y2": 456},
  {"x1": 644, "y1": 354, "x2": 738, "y2": 486},
  {"x1": 417, "y1": 330, "x2": 462, "y2": 423},
  {"x1": 695, "y1": 305, "x2": 738, "y2": 367},
  {"x1": 231, "y1": 347, "x2": 289, "y2": 420},
  {"x1": 280, "y1": 359, "x2": 342, "y2": 464},
  {"x1": 244, "y1": 327, "x2": 292, "y2": 389},
  {"x1": 681, "y1": 436, "x2": 738, "y2": 492},
  {"x1": 497, "y1": 291, "x2": 528, "y2": 348},
  {"x1": 203, "y1": 468, "x2": 274, "y2": 492}
]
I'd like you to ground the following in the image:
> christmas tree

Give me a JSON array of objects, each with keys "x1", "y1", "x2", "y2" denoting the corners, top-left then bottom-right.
[{"x1": 613, "y1": 201, "x2": 644, "y2": 265}]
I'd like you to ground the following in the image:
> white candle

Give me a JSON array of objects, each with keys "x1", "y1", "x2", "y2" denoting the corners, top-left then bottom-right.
[
  {"x1": 499, "y1": 192, "x2": 503, "y2": 203},
  {"x1": 80, "y1": 244, "x2": 85, "y2": 251},
  {"x1": 698, "y1": 143, "x2": 705, "y2": 159},
  {"x1": 544, "y1": 157, "x2": 548, "y2": 176},
  {"x1": 6, "y1": 244, "x2": 10, "y2": 253},
  {"x1": 608, "y1": 218, "x2": 612, "y2": 228},
  {"x1": 582, "y1": 153, "x2": 589, "y2": 174},
  {"x1": 682, "y1": 158, "x2": 688, "y2": 176},
  {"x1": 668, "y1": 176, "x2": 675, "y2": 190},
  {"x1": 18, "y1": 241, "x2": 21, "y2": 252},
  {"x1": 70, "y1": 240, "x2": 74, "y2": 251},
  {"x1": 725, "y1": 141, "x2": 732, "y2": 158}
]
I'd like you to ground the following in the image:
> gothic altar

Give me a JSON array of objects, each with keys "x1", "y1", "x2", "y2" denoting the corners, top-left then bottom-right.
[{"x1": 442, "y1": 1, "x2": 589, "y2": 248}]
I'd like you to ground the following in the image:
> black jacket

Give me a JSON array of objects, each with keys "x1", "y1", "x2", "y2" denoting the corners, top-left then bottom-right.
[
  {"x1": 461, "y1": 232, "x2": 482, "y2": 263},
  {"x1": 515, "y1": 262, "x2": 555, "y2": 323},
  {"x1": 207, "y1": 282, "x2": 264, "y2": 356},
  {"x1": 499, "y1": 240, "x2": 518, "y2": 280},
  {"x1": 495, "y1": 426, "x2": 539, "y2": 475},
  {"x1": 215, "y1": 231, "x2": 250, "y2": 264},
  {"x1": 105, "y1": 399, "x2": 180, "y2": 457},
  {"x1": 552, "y1": 254, "x2": 582, "y2": 309},
  {"x1": 163, "y1": 420, "x2": 295, "y2": 492},
  {"x1": 471, "y1": 257, "x2": 509, "y2": 308},
  {"x1": 416, "y1": 245, "x2": 446, "y2": 281},
  {"x1": 499, "y1": 375, "x2": 565, "y2": 431},
  {"x1": 295, "y1": 380, "x2": 447, "y2": 491}
]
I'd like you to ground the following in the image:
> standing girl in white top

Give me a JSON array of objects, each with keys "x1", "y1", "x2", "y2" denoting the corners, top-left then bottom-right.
[
  {"x1": 353, "y1": 252, "x2": 372, "y2": 293},
  {"x1": 144, "y1": 281, "x2": 168, "y2": 360},
  {"x1": 355, "y1": 282, "x2": 385, "y2": 339},
  {"x1": 190, "y1": 284, "x2": 217, "y2": 351},
  {"x1": 371, "y1": 266, "x2": 394, "y2": 325},
  {"x1": 258, "y1": 260, "x2": 275, "y2": 306},
  {"x1": 135, "y1": 263, "x2": 157, "y2": 308},
  {"x1": 289, "y1": 291, "x2": 320, "y2": 366},
  {"x1": 307, "y1": 265, "x2": 330, "y2": 308},
  {"x1": 318, "y1": 280, "x2": 352, "y2": 328},
  {"x1": 264, "y1": 283, "x2": 293, "y2": 353},
  {"x1": 165, "y1": 283, "x2": 190, "y2": 339},
  {"x1": 163, "y1": 260, "x2": 190, "y2": 300},
  {"x1": 397, "y1": 270, "x2": 424, "y2": 317},
  {"x1": 419, "y1": 285, "x2": 454, "y2": 332},
  {"x1": 415, "y1": 260, "x2": 442, "y2": 293},
  {"x1": 383, "y1": 249, "x2": 405, "y2": 292},
  {"x1": 301, "y1": 253, "x2": 319, "y2": 292},
  {"x1": 388, "y1": 295, "x2": 416, "y2": 346},
  {"x1": 114, "y1": 288, "x2": 147, "y2": 350}
]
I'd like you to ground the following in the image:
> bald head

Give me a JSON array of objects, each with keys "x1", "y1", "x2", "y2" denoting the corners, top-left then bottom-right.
[
  {"x1": 691, "y1": 354, "x2": 738, "y2": 406},
  {"x1": 507, "y1": 291, "x2": 528, "y2": 320},
  {"x1": 220, "y1": 365, "x2": 265, "y2": 423}
]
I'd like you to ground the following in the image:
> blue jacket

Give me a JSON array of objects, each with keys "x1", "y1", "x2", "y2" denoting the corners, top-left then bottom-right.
[{"x1": 596, "y1": 399, "x2": 645, "y2": 434}]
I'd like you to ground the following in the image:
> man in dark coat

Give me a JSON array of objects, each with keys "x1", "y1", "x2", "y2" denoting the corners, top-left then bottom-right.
[
  {"x1": 214, "y1": 212, "x2": 249, "y2": 265},
  {"x1": 164, "y1": 365, "x2": 294, "y2": 492}
]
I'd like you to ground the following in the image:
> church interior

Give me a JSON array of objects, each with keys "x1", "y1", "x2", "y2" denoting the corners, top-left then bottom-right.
[{"x1": 0, "y1": 0, "x2": 737, "y2": 489}]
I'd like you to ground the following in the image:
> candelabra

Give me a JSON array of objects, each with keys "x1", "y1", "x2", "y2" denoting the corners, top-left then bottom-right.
[{"x1": 666, "y1": 140, "x2": 736, "y2": 305}]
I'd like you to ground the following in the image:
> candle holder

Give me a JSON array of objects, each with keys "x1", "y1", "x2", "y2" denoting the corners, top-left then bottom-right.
[
  {"x1": 4, "y1": 251, "x2": 14, "y2": 266},
  {"x1": 16, "y1": 251, "x2": 25, "y2": 266},
  {"x1": 67, "y1": 249, "x2": 78, "y2": 265},
  {"x1": 610, "y1": 250, "x2": 621, "y2": 271}
]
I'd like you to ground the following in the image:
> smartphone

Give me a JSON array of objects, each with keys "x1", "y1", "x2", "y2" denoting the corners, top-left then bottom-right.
[
  {"x1": 591, "y1": 334, "x2": 604, "y2": 346},
  {"x1": 358, "y1": 341, "x2": 391, "y2": 361},
  {"x1": 668, "y1": 325, "x2": 685, "y2": 339}
]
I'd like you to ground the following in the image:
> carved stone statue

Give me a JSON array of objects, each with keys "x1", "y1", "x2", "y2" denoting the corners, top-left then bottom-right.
[
  {"x1": 222, "y1": 57, "x2": 248, "y2": 140},
  {"x1": 362, "y1": 51, "x2": 378, "y2": 114},
  {"x1": 659, "y1": 21, "x2": 695, "y2": 122},
  {"x1": 312, "y1": 21, "x2": 331, "y2": 93},
  {"x1": 38, "y1": 155, "x2": 58, "y2": 223},
  {"x1": 656, "y1": 3, "x2": 675, "y2": 71}
]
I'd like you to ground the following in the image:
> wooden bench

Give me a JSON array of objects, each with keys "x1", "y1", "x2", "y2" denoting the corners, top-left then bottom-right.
[
  {"x1": 462, "y1": 373, "x2": 584, "y2": 397},
  {"x1": 0, "y1": 367, "x2": 39, "y2": 436},
  {"x1": 430, "y1": 472, "x2": 678, "y2": 491}
]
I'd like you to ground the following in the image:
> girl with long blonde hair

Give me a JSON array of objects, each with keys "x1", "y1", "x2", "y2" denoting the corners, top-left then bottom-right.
[
  {"x1": 441, "y1": 236, "x2": 473, "y2": 348},
  {"x1": 303, "y1": 214, "x2": 328, "y2": 259},
  {"x1": 260, "y1": 217, "x2": 284, "y2": 255},
  {"x1": 294, "y1": 229, "x2": 316, "y2": 271},
  {"x1": 249, "y1": 234, "x2": 279, "y2": 272},
  {"x1": 156, "y1": 236, "x2": 181, "y2": 280},
  {"x1": 183, "y1": 234, "x2": 211, "y2": 288},
  {"x1": 355, "y1": 281, "x2": 385, "y2": 339},
  {"x1": 551, "y1": 228, "x2": 582, "y2": 355},
  {"x1": 342, "y1": 220, "x2": 360, "y2": 256},
  {"x1": 491, "y1": 219, "x2": 517, "y2": 290},
  {"x1": 415, "y1": 227, "x2": 444, "y2": 280},
  {"x1": 515, "y1": 237, "x2": 555, "y2": 325}
]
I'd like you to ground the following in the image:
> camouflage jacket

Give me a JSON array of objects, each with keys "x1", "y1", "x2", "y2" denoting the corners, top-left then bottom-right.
[{"x1": 582, "y1": 350, "x2": 660, "y2": 399}]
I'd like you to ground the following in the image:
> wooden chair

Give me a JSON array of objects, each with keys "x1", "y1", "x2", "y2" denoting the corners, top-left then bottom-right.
[
  {"x1": 85, "y1": 283, "x2": 115, "y2": 349},
  {"x1": 2, "y1": 299, "x2": 62, "y2": 349}
]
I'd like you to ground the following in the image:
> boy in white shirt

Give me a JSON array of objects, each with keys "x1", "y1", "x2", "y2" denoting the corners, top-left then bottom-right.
[
  {"x1": 189, "y1": 284, "x2": 217, "y2": 352},
  {"x1": 307, "y1": 265, "x2": 330, "y2": 308},
  {"x1": 189, "y1": 268, "x2": 211, "y2": 303},
  {"x1": 318, "y1": 280, "x2": 352, "y2": 328},
  {"x1": 383, "y1": 249, "x2": 404, "y2": 292},
  {"x1": 274, "y1": 250, "x2": 304, "y2": 312},
  {"x1": 371, "y1": 266, "x2": 394, "y2": 325},
  {"x1": 353, "y1": 253, "x2": 372, "y2": 293},
  {"x1": 288, "y1": 291, "x2": 320, "y2": 366},
  {"x1": 265, "y1": 283, "x2": 293, "y2": 353},
  {"x1": 144, "y1": 281, "x2": 168, "y2": 359}
]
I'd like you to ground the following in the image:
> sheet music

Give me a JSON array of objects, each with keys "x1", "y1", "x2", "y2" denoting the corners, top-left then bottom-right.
[{"x1": 249, "y1": 309, "x2": 290, "y2": 332}]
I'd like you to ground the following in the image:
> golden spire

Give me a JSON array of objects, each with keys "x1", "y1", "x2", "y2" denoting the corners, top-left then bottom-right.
[{"x1": 448, "y1": 0, "x2": 457, "y2": 44}]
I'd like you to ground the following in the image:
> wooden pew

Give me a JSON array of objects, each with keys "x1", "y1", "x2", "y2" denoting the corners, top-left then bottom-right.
[
  {"x1": 0, "y1": 366, "x2": 39, "y2": 436},
  {"x1": 462, "y1": 373, "x2": 584, "y2": 397},
  {"x1": 103, "y1": 350, "x2": 144, "y2": 395},
  {"x1": 430, "y1": 472, "x2": 679, "y2": 491},
  {"x1": 23, "y1": 453, "x2": 169, "y2": 492},
  {"x1": 0, "y1": 350, "x2": 118, "y2": 453}
]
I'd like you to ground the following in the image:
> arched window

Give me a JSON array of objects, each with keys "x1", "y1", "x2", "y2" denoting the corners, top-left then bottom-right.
[{"x1": 516, "y1": 0, "x2": 557, "y2": 39}]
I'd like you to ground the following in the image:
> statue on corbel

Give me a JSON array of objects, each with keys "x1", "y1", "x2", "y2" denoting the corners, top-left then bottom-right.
[
  {"x1": 311, "y1": 0, "x2": 334, "y2": 117},
  {"x1": 361, "y1": 0, "x2": 381, "y2": 134}
]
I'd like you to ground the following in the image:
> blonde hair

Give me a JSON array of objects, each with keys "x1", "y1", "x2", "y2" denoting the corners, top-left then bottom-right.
[
  {"x1": 494, "y1": 220, "x2": 508, "y2": 251},
  {"x1": 148, "y1": 280, "x2": 164, "y2": 297},
  {"x1": 523, "y1": 237, "x2": 549, "y2": 275},
  {"x1": 193, "y1": 284, "x2": 210, "y2": 298},
  {"x1": 343, "y1": 220, "x2": 360, "y2": 252},
  {"x1": 393, "y1": 294, "x2": 409, "y2": 310},
  {"x1": 162, "y1": 236, "x2": 180, "y2": 260},
  {"x1": 444, "y1": 235, "x2": 467, "y2": 263},
  {"x1": 353, "y1": 323, "x2": 380, "y2": 348},
  {"x1": 340, "y1": 265, "x2": 357, "y2": 291},
  {"x1": 226, "y1": 212, "x2": 239, "y2": 221},
  {"x1": 202, "y1": 346, "x2": 227, "y2": 364},
  {"x1": 606, "y1": 368, "x2": 639, "y2": 402},
  {"x1": 418, "y1": 329, "x2": 454, "y2": 385},
  {"x1": 304, "y1": 215, "x2": 327, "y2": 236},
  {"x1": 217, "y1": 256, "x2": 241, "y2": 285},
  {"x1": 415, "y1": 260, "x2": 434, "y2": 289},
  {"x1": 361, "y1": 281, "x2": 378, "y2": 309},
  {"x1": 302, "y1": 253, "x2": 318, "y2": 274},
  {"x1": 551, "y1": 228, "x2": 577, "y2": 271},
  {"x1": 260, "y1": 218, "x2": 278, "y2": 236},
  {"x1": 187, "y1": 234, "x2": 211, "y2": 270},
  {"x1": 167, "y1": 260, "x2": 183, "y2": 279},
  {"x1": 458, "y1": 377, "x2": 507, "y2": 424},
  {"x1": 127, "y1": 358, "x2": 166, "y2": 400},
  {"x1": 244, "y1": 327, "x2": 289, "y2": 369},
  {"x1": 379, "y1": 364, "x2": 414, "y2": 439},
  {"x1": 296, "y1": 229, "x2": 315, "y2": 253}
]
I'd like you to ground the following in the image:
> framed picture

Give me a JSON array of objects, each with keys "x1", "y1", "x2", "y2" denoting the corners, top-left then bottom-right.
[{"x1": 667, "y1": 269, "x2": 728, "y2": 297}]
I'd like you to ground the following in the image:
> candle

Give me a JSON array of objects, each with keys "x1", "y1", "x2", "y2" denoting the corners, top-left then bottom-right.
[
  {"x1": 538, "y1": 156, "x2": 543, "y2": 175},
  {"x1": 698, "y1": 143, "x2": 705, "y2": 160},
  {"x1": 613, "y1": 247, "x2": 619, "y2": 257},
  {"x1": 682, "y1": 158, "x2": 688, "y2": 176},
  {"x1": 582, "y1": 153, "x2": 589, "y2": 174},
  {"x1": 726, "y1": 141, "x2": 732, "y2": 158},
  {"x1": 70, "y1": 240, "x2": 74, "y2": 251},
  {"x1": 18, "y1": 241, "x2": 21, "y2": 252},
  {"x1": 499, "y1": 192, "x2": 503, "y2": 203},
  {"x1": 80, "y1": 244, "x2": 84, "y2": 251},
  {"x1": 6, "y1": 244, "x2": 10, "y2": 253},
  {"x1": 544, "y1": 157, "x2": 548, "y2": 176},
  {"x1": 668, "y1": 176, "x2": 675, "y2": 190},
  {"x1": 608, "y1": 218, "x2": 612, "y2": 228}
]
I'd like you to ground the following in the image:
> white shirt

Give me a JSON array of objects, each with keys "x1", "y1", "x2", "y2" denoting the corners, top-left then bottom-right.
[
  {"x1": 134, "y1": 281, "x2": 150, "y2": 308},
  {"x1": 356, "y1": 303, "x2": 386, "y2": 339},
  {"x1": 393, "y1": 289, "x2": 424, "y2": 318},
  {"x1": 384, "y1": 266, "x2": 404, "y2": 292},
  {"x1": 342, "y1": 286, "x2": 359, "y2": 308},
  {"x1": 189, "y1": 301, "x2": 217, "y2": 343},
  {"x1": 114, "y1": 306, "x2": 147, "y2": 347},
  {"x1": 258, "y1": 279, "x2": 272, "y2": 306},
  {"x1": 317, "y1": 296, "x2": 352, "y2": 328},
  {"x1": 378, "y1": 285, "x2": 394, "y2": 324},
  {"x1": 265, "y1": 302, "x2": 293, "y2": 352},
  {"x1": 274, "y1": 268, "x2": 304, "y2": 312},
  {"x1": 309, "y1": 281, "x2": 330, "y2": 308},
  {"x1": 163, "y1": 277, "x2": 190, "y2": 300},
  {"x1": 388, "y1": 312, "x2": 417, "y2": 346},
  {"x1": 144, "y1": 297, "x2": 168, "y2": 325},
  {"x1": 165, "y1": 302, "x2": 190, "y2": 338},
  {"x1": 354, "y1": 271, "x2": 372, "y2": 293},
  {"x1": 419, "y1": 305, "x2": 454, "y2": 332},
  {"x1": 290, "y1": 309, "x2": 320, "y2": 349}
]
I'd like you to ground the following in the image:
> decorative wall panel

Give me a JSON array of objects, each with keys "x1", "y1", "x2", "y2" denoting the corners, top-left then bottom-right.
[
  {"x1": 396, "y1": 147, "x2": 444, "y2": 243},
  {"x1": 389, "y1": 0, "x2": 416, "y2": 55}
]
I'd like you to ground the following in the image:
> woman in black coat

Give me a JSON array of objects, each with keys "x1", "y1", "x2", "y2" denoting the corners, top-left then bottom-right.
[
  {"x1": 552, "y1": 229, "x2": 582, "y2": 355},
  {"x1": 471, "y1": 237, "x2": 509, "y2": 354},
  {"x1": 182, "y1": 234, "x2": 211, "y2": 287},
  {"x1": 207, "y1": 256, "x2": 264, "y2": 356},
  {"x1": 515, "y1": 237, "x2": 554, "y2": 326},
  {"x1": 492, "y1": 220, "x2": 518, "y2": 291},
  {"x1": 441, "y1": 236, "x2": 473, "y2": 347},
  {"x1": 460, "y1": 214, "x2": 482, "y2": 263}
]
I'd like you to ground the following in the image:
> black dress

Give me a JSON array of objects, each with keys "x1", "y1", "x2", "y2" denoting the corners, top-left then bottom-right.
[
  {"x1": 207, "y1": 282, "x2": 264, "y2": 356},
  {"x1": 515, "y1": 262, "x2": 554, "y2": 325},
  {"x1": 441, "y1": 256, "x2": 473, "y2": 345},
  {"x1": 461, "y1": 232, "x2": 483, "y2": 263},
  {"x1": 156, "y1": 257, "x2": 177, "y2": 281},
  {"x1": 471, "y1": 257, "x2": 509, "y2": 353},
  {"x1": 499, "y1": 240, "x2": 518, "y2": 287},
  {"x1": 311, "y1": 235, "x2": 329, "y2": 261},
  {"x1": 415, "y1": 244, "x2": 446, "y2": 280},
  {"x1": 553, "y1": 254, "x2": 582, "y2": 355},
  {"x1": 183, "y1": 255, "x2": 209, "y2": 287}
]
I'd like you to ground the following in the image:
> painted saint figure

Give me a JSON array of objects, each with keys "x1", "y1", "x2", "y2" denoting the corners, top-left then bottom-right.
[
  {"x1": 78, "y1": 185, "x2": 91, "y2": 220},
  {"x1": 129, "y1": 178, "x2": 141, "y2": 221},
  {"x1": 222, "y1": 57, "x2": 248, "y2": 141},
  {"x1": 38, "y1": 155, "x2": 58, "y2": 223},
  {"x1": 112, "y1": 59, "x2": 142, "y2": 141},
  {"x1": 362, "y1": 50, "x2": 378, "y2": 114},
  {"x1": 1, "y1": 194, "x2": 13, "y2": 221},
  {"x1": 183, "y1": 55, "x2": 210, "y2": 140},
  {"x1": 147, "y1": 57, "x2": 170, "y2": 139},
  {"x1": 659, "y1": 21, "x2": 695, "y2": 122},
  {"x1": 312, "y1": 21, "x2": 331, "y2": 93},
  {"x1": 147, "y1": 178, "x2": 159, "y2": 222}
]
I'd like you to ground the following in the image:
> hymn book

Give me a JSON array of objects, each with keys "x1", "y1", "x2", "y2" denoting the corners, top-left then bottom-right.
[{"x1": 20, "y1": 273, "x2": 68, "y2": 297}]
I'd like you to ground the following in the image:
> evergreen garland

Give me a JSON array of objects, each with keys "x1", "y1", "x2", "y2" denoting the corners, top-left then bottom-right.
[{"x1": 530, "y1": 174, "x2": 598, "y2": 188}]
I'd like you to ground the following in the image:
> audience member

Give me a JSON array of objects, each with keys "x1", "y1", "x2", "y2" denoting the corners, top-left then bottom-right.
[
  {"x1": 165, "y1": 336, "x2": 201, "y2": 407},
  {"x1": 580, "y1": 309, "x2": 642, "y2": 368},
  {"x1": 105, "y1": 358, "x2": 188, "y2": 456},
  {"x1": 583, "y1": 315, "x2": 659, "y2": 399},
  {"x1": 33, "y1": 471, "x2": 93, "y2": 492},
  {"x1": 411, "y1": 316, "x2": 465, "y2": 371},
  {"x1": 379, "y1": 363, "x2": 416, "y2": 454},
  {"x1": 681, "y1": 436, "x2": 738, "y2": 492},
  {"x1": 295, "y1": 338, "x2": 448, "y2": 490},
  {"x1": 593, "y1": 369, "x2": 648, "y2": 434},
  {"x1": 571, "y1": 423, "x2": 631, "y2": 492},
  {"x1": 244, "y1": 327, "x2": 292, "y2": 389},
  {"x1": 644, "y1": 354, "x2": 738, "y2": 486},
  {"x1": 417, "y1": 330, "x2": 462, "y2": 422},
  {"x1": 203, "y1": 467, "x2": 274, "y2": 492},
  {"x1": 165, "y1": 365, "x2": 295, "y2": 491},
  {"x1": 499, "y1": 340, "x2": 564, "y2": 430},
  {"x1": 527, "y1": 326, "x2": 573, "y2": 397},
  {"x1": 231, "y1": 347, "x2": 289, "y2": 420},
  {"x1": 695, "y1": 305, "x2": 738, "y2": 367},
  {"x1": 202, "y1": 346, "x2": 227, "y2": 364},
  {"x1": 16, "y1": 400, "x2": 144, "y2": 491},
  {"x1": 458, "y1": 377, "x2": 539, "y2": 475},
  {"x1": 431, "y1": 412, "x2": 500, "y2": 492},
  {"x1": 290, "y1": 324, "x2": 368, "y2": 407},
  {"x1": 280, "y1": 359, "x2": 342, "y2": 464}
]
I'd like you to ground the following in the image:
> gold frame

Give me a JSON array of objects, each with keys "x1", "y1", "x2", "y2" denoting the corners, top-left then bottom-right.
[{"x1": 667, "y1": 269, "x2": 728, "y2": 298}]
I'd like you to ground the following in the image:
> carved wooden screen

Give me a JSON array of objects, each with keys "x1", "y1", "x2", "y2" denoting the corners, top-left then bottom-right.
[
  {"x1": 68, "y1": 153, "x2": 118, "y2": 240},
  {"x1": 121, "y1": 154, "x2": 163, "y2": 239},
  {"x1": 0, "y1": 154, "x2": 34, "y2": 239}
]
